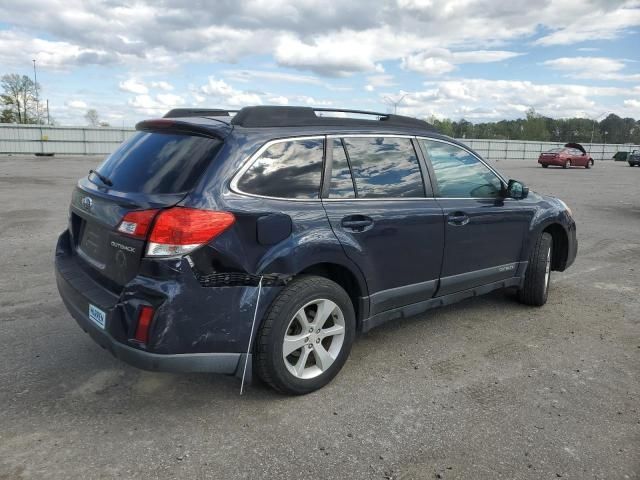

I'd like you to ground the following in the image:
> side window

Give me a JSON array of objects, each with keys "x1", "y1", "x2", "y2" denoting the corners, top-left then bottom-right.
[
  {"x1": 420, "y1": 139, "x2": 503, "y2": 198},
  {"x1": 342, "y1": 137, "x2": 425, "y2": 198},
  {"x1": 237, "y1": 138, "x2": 324, "y2": 199},
  {"x1": 328, "y1": 139, "x2": 356, "y2": 198}
]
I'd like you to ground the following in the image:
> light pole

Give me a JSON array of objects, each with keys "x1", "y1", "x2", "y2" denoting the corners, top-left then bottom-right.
[
  {"x1": 32, "y1": 59, "x2": 39, "y2": 124},
  {"x1": 383, "y1": 93, "x2": 409, "y2": 114}
]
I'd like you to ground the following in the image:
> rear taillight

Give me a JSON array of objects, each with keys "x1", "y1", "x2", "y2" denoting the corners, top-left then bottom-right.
[
  {"x1": 117, "y1": 209, "x2": 159, "y2": 239},
  {"x1": 134, "y1": 305, "x2": 155, "y2": 343},
  {"x1": 117, "y1": 207, "x2": 234, "y2": 257},
  {"x1": 146, "y1": 207, "x2": 235, "y2": 257}
]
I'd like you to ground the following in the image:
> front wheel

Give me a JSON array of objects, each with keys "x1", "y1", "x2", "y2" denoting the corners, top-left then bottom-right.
[
  {"x1": 541, "y1": 163, "x2": 548, "y2": 168},
  {"x1": 255, "y1": 275, "x2": 356, "y2": 395},
  {"x1": 563, "y1": 160, "x2": 571, "y2": 169},
  {"x1": 585, "y1": 159, "x2": 593, "y2": 169},
  {"x1": 518, "y1": 232, "x2": 553, "y2": 306}
]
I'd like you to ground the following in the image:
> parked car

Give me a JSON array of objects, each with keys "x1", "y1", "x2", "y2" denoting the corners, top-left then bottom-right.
[
  {"x1": 55, "y1": 106, "x2": 577, "y2": 395},
  {"x1": 613, "y1": 151, "x2": 629, "y2": 162},
  {"x1": 538, "y1": 143, "x2": 594, "y2": 169},
  {"x1": 628, "y1": 150, "x2": 640, "y2": 167}
]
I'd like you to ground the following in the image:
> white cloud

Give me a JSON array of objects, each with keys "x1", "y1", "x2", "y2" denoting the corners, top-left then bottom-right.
[
  {"x1": 394, "y1": 78, "x2": 634, "y2": 121},
  {"x1": 128, "y1": 93, "x2": 185, "y2": 114},
  {"x1": 274, "y1": 32, "x2": 385, "y2": 76},
  {"x1": 624, "y1": 98, "x2": 640, "y2": 109},
  {"x1": 543, "y1": 56, "x2": 640, "y2": 81},
  {"x1": 119, "y1": 78, "x2": 148, "y2": 94},
  {"x1": 402, "y1": 49, "x2": 522, "y2": 76},
  {"x1": 200, "y1": 77, "x2": 263, "y2": 106},
  {"x1": 0, "y1": 0, "x2": 637, "y2": 79},
  {"x1": 402, "y1": 55, "x2": 456, "y2": 75},
  {"x1": 224, "y1": 69, "x2": 324, "y2": 85},
  {"x1": 535, "y1": 4, "x2": 640, "y2": 46},
  {"x1": 150, "y1": 81, "x2": 174, "y2": 91},
  {"x1": 66, "y1": 100, "x2": 87, "y2": 109},
  {"x1": 156, "y1": 94, "x2": 185, "y2": 106}
]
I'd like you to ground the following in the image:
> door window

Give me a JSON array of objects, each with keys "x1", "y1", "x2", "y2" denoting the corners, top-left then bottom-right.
[
  {"x1": 237, "y1": 138, "x2": 324, "y2": 199},
  {"x1": 420, "y1": 140, "x2": 503, "y2": 198},
  {"x1": 328, "y1": 139, "x2": 356, "y2": 198},
  {"x1": 341, "y1": 137, "x2": 425, "y2": 198}
]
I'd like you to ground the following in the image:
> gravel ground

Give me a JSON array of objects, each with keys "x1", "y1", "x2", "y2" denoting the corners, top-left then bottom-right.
[{"x1": 0, "y1": 155, "x2": 638, "y2": 480}]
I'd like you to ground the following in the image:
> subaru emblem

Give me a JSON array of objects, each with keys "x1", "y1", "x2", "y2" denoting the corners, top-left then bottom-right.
[{"x1": 81, "y1": 196, "x2": 93, "y2": 210}]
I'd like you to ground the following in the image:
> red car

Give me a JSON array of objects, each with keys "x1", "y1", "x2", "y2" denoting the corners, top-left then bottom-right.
[{"x1": 538, "y1": 143, "x2": 594, "y2": 169}]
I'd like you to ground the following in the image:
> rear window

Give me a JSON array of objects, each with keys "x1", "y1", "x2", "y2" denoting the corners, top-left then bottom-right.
[{"x1": 94, "y1": 131, "x2": 221, "y2": 194}]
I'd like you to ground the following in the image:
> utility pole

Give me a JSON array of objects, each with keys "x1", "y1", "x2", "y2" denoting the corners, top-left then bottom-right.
[
  {"x1": 46, "y1": 99, "x2": 50, "y2": 125},
  {"x1": 32, "y1": 59, "x2": 40, "y2": 124}
]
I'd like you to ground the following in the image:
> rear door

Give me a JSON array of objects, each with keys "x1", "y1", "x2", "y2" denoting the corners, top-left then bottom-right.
[
  {"x1": 70, "y1": 129, "x2": 223, "y2": 289},
  {"x1": 321, "y1": 136, "x2": 444, "y2": 316},
  {"x1": 417, "y1": 138, "x2": 535, "y2": 296}
]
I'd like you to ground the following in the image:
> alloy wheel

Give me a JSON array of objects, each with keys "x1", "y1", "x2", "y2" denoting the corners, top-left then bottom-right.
[{"x1": 282, "y1": 299, "x2": 346, "y2": 379}]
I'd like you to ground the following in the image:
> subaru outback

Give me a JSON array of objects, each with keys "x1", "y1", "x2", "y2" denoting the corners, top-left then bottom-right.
[{"x1": 55, "y1": 106, "x2": 577, "y2": 395}]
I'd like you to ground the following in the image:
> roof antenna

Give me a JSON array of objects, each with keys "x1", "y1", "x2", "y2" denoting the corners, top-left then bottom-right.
[{"x1": 240, "y1": 276, "x2": 263, "y2": 395}]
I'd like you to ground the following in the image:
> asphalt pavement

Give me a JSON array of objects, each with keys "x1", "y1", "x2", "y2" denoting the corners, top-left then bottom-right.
[{"x1": 0, "y1": 155, "x2": 638, "y2": 479}]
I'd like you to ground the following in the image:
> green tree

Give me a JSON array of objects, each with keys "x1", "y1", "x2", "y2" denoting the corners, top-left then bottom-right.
[
  {"x1": 0, "y1": 73, "x2": 39, "y2": 124},
  {"x1": 522, "y1": 108, "x2": 550, "y2": 141}
]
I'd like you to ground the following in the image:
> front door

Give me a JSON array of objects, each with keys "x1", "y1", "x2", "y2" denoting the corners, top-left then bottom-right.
[
  {"x1": 417, "y1": 138, "x2": 535, "y2": 296},
  {"x1": 322, "y1": 136, "x2": 444, "y2": 316}
]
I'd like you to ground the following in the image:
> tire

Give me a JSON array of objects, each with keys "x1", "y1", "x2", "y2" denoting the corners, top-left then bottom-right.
[
  {"x1": 563, "y1": 160, "x2": 571, "y2": 169},
  {"x1": 585, "y1": 159, "x2": 593, "y2": 169},
  {"x1": 541, "y1": 164, "x2": 548, "y2": 168},
  {"x1": 518, "y1": 232, "x2": 553, "y2": 307},
  {"x1": 255, "y1": 275, "x2": 356, "y2": 395},
  {"x1": 630, "y1": 162, "x2": 634, "y2": 167}
]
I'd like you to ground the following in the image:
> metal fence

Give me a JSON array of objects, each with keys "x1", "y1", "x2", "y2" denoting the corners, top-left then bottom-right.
[{"x1": 1, "y1": 123, "x2": 638, "y2": 160}]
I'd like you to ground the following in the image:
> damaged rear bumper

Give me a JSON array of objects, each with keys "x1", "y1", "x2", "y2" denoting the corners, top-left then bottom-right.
[
  {"x1": 56, "y1": 249, "x2": 249, "y2": 376},
  {"x1": 54, "y1": 229, "x2": 278, "y2": 375}
]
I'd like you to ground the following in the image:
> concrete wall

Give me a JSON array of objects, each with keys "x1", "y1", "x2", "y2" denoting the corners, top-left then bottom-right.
[{"x1": 1, "y1": 123, "x2": 638, "y2": 160}]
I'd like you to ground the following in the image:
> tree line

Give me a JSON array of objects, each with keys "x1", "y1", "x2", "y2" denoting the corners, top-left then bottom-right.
[{"x1": 430, "y1": 108, "x2": 640, "y2": 145}]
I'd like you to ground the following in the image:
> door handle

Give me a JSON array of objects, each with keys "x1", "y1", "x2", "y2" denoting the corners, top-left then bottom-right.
[
  {"x1": 447, "y1": 212, "x2": 469, "y2": 226},
  {"x1": 341, "y1": 215, "x2": 374, "y2": 232}
]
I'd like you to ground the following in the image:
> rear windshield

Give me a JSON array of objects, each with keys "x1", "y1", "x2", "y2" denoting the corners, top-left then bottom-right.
[
  {"x1": 547, "y1": 148, "x2": 563, "y2": 153},
  {"x1": 93, "y1": 131, "x2": 221, "y2": 194}
]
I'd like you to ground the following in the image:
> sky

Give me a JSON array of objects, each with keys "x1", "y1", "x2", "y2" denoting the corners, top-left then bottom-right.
[{"x1": 0, "y1": 0, "x2": 639, "y2": 126}]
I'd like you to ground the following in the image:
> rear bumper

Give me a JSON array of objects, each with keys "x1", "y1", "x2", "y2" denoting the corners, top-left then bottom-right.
[
  {"x1": 538, "y1": 157, "x2": 563, "y2": 166},
  {"x1": 54, "y1": 229, "x2": 263, "y2": 375}
]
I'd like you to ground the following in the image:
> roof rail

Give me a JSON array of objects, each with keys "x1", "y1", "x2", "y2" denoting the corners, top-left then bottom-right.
[
  {"x1": 230, "y1": 106, "x2": 435, "y2": 130},
  {"x1": 163, "y1": 108, "x2": 238, "y2": 118}
]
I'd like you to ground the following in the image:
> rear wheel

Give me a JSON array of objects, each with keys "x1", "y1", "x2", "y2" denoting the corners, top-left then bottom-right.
[
  {"x1": 563, "y1": 159, "x2": 571, "y2": 169},
  {"x1": 630, "y1": 162, "x2": 635, "y2": 167},
  {"x1": 541, "y1": 164, "x2": 548, "y2": 168},
  {"x1": 255, "y1": 275, "x2": 355, "y2": 395},
  {"x1": 518, "y1": 232, "x2": 553, "y2": 307}
]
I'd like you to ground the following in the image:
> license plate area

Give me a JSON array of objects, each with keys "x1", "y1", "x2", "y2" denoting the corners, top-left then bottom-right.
[
  {"x1": 78, "y1": 220, "x2": 109, "y2": 268},
  {"x1": 88, "y1": 304, "x2": 106, "y2": 329}
]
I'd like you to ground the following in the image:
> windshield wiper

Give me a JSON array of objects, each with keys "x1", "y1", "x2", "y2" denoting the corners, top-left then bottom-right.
[{"x1": 88, "y1": 169, "x2": 113, "y2": 187}]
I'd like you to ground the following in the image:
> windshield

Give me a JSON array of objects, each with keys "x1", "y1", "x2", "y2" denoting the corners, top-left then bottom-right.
[
  {"x1": 547, "y1": 148, "x2": 563, "y2": 153},
  {"x1": 94, "y1": 131, "x2": 221, "y2": 194}
]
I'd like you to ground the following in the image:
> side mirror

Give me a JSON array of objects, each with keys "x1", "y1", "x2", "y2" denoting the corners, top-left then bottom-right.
[{"x1": 506, "y1": 179, "x2": 529, "y2": 199}]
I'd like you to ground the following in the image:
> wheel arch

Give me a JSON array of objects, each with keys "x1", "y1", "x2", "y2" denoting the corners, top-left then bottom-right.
[
  {"x1": 542, "y1": 223, "x2": 569, "y2": 271},
  {"x1": 297, "y1": 262, "x2": 368, "y2": 325}
]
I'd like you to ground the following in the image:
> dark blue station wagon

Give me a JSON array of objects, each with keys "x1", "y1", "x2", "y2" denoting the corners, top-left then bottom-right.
[{"x1": 55, "y1": 106, "x2": 577, "y2": 394}]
